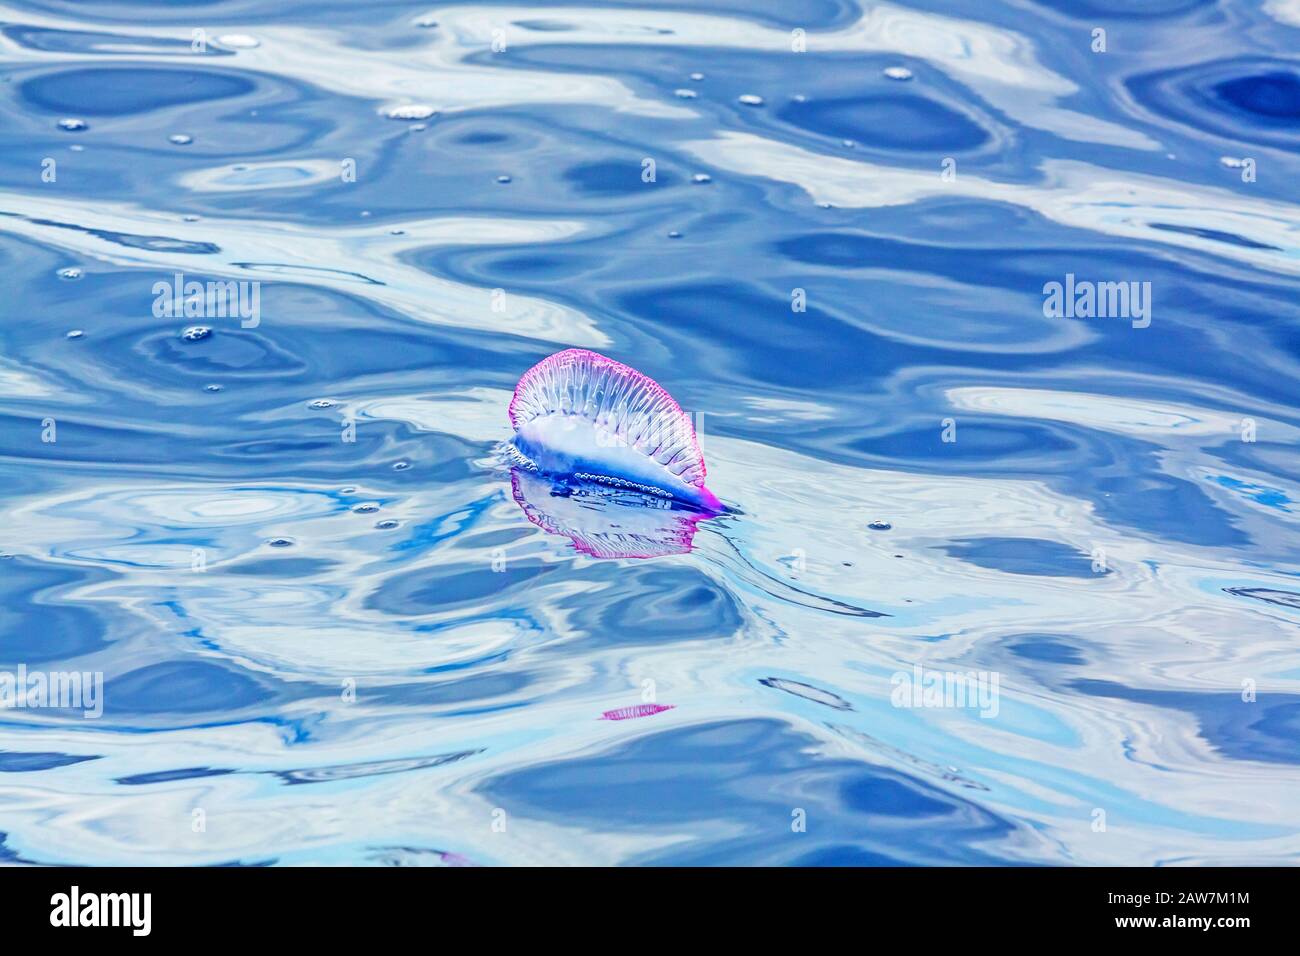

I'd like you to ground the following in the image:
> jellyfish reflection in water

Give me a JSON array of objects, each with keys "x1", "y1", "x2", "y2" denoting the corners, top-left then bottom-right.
[{"x1": 509, "y1": 468, "x2": 719, "y2": 560}]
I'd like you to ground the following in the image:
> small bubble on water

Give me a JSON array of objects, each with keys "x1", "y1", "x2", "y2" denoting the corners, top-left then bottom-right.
[
  {"x1": 691, "y1": 173, "x2": 712, "y2": 184},
  {"x1": 341, "y1": 486, "x2": 357, "y2": 494},
  {"x1": 1219, "y1": 156, "x2": 1246, "y2": 169},
  {"x1": 674, "y1": 88, "x2": 697, "y2": 99},
  {"x1": 268, "y1": 537, "x2": 294, "y2": 548},
  {"x1": 416, "y1": 16, "x2": 438, "y2": 28},
  {"x1": 408, "y1": 123, "x2": 427, "y2": 132},
  {"x1": 205, "y1": 383, "x2": 223, "y2": 392},
  {"x1": 352, "y1": 502, "x2": 380, "y2": 514},
  {"x1": 375, "y1": 519, "x2": 400, "y2": 530},
  {"x1": 218, "y1": 33, "x2": 260, "y2": 48},
  {"x1": 384, "y1": 103, "x2": 437, "y2": 121},
  {"x1": 393, "y1": 461, "x2": 411, "y2": 471},
  {"x1": 689, "y1": 72, "x2": 705, "y2": 81},
  {"x1": 181, "y1": 325, "x2": 212, "y2": 342},
  {"x1": 817, "y1": 201, "x2": 833, "y2": 209},
  {"x1": 737, "y1": 93, "x2": 764, "y2": 106},
  {"x1": 168, "y1": 133, "x2": 193, "y2": 145},
  {"x1": 183, "y1": 214, "x2": 201, "y2": 222},
  {"x1": 883, "y1": 65, "x2": 914, "y2": 81},
  {"x1": 69, "y1": 144, "x2": 84, "y2": 152},
  {"x1": 842, "y1": 139, "x2": 856, "y2": 148},
  {"x1": 667, "y1": 230, "x2": 682, "y2": 239},
  {"x1": 390, "y1": 228, "x2": 405, "y2": 235},
  {"x1": 308, "y1": 399, "x2": 336, "y2": 409},
  {"x1": 868, "y1": 520, "x2": 892, "y2": 531},
  {"x1": 792, "y1": 93, "x2": 808, "y2": 103},
  {"x1": 57, "y1": 118, "x2": 87, "y2": 132},
  {"x1": 57, "y1": 266, "x2": 83, "y2": 280},
  {"x1": 66, "y1": 329, "x2": 84, "y2": 339},
  {"x1": 496, "y1": 175, "x2": 512, "y2": 184}
]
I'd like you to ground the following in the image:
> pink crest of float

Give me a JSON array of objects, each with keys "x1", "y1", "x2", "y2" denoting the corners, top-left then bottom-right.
[
  {"x1": 508, "y1": 348, "x2": 710, "y2": 490},
  {"x1": 600, "y1": 703, "x2": 676, "y2": 721}
]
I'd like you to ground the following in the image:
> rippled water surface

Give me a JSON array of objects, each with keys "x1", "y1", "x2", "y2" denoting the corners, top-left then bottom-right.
[{"x1": 1, "y1": 0, "x2": 1298, "y2": 865}]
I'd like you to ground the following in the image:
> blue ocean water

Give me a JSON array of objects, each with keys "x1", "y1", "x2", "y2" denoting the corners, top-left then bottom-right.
[{"x1": 0, "y1": 0, "x2": 1297, "y2": 866}]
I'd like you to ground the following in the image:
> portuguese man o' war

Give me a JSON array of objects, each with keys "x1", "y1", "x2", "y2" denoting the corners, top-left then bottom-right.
[
  {"x1": 600, "y1": 703, "x2": 676, "y2": 721},
  {"x1": 502, "y1": 350, "x2": 887, "y2": 617},
  {"x1": 507, "y1": 349, "x2": 723, "y2": 512}
]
